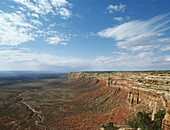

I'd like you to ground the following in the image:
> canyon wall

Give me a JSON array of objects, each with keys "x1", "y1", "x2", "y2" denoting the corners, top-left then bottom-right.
[
  {"x1": 68, "y1": 71, "x2": 170, "y2": 128},
  {"x1": 162, "y1": 94, "x2": 170, "y2": 130}
]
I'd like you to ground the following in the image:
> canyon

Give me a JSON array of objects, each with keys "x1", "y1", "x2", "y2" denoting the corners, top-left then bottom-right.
[
  {"x1": 0, "y1": 71, "x2": 170, "y2": 129},
  {"x1": 69, "y1": 71, "x2": 170, "y2": 129}
]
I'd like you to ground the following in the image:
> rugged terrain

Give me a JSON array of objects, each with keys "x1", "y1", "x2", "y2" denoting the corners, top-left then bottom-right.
[{"x1": 0, "y1": 71, "x2": 170, "y2": 129}]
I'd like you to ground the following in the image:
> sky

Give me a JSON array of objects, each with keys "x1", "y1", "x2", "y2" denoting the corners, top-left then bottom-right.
[{"x1": 0, "y1": 0, "x2": 170, "y2": 72}]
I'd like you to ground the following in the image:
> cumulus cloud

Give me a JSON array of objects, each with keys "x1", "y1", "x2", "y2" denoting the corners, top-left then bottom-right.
[
  {"x1": 107, "y1": 3, "x2": 126, "y2": 13},
  {"x1": 98, "y1": 13, "x2": 170, "y2": 51}
]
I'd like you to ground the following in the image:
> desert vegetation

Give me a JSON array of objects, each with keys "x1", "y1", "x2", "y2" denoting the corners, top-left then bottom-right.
[
  {"x1": 128, "y1": 110, "x2": 165, "y2": 130},
  {"x1": 0, "y1": 71, "x2": 169, "y2": 129}
]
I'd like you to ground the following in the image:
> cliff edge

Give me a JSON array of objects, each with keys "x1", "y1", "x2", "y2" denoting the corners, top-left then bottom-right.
[{"x1": 68, "y1": 71, "x2": 170, "y2": 129}]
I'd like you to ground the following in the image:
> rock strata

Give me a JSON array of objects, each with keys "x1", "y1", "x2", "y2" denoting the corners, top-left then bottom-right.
[
  {"x1": 69, "y1": 71, "x2": 170, "y2": 128},
  {"x1": 162, "y1": 93, "x2": 170, "y2": 130}
]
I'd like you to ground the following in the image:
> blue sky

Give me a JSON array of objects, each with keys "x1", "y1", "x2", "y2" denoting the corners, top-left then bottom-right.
[{"x1": 0, "y1": 0, "x2": 170, "y2": 72}]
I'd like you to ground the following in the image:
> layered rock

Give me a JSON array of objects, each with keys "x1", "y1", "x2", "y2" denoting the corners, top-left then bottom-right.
[
  {"x1": 68, "y1": 71, "x2": 170, "y2": 127},
  {"x1": 162, "y1": 93, "x2": 170, "y2": 130}
]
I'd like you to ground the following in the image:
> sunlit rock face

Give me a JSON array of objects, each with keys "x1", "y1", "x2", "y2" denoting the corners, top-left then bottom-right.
[
  {"x1": 68, "y1": 71, "x2": 170, "y2": 126},
  {"x1": 162, "y1": 94, "x2": 170, "y2": 130}
]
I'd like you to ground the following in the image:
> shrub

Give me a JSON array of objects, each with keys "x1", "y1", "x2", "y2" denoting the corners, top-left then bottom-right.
[
  {"x1": 101, "y1": 122, "x2": 118, "y2": 130},
  {"x1": 128, "y1": 110, "x2": 165, "y2": 130}
]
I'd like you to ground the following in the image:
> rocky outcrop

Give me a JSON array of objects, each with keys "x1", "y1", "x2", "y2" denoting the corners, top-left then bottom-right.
[
  {"x1": 162, "y1": 94, "x2": 170, "y2": 130},
  {"x1": 69, "y1": 71, "x2": 170, "y2": 91},
  {"x1": 68, "y1": 71, "x2": 170, "y2": 127}
]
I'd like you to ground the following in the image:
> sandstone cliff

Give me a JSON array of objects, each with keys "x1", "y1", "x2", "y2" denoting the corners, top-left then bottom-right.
[
  {"x1": 68, "y1": 71, "x2": 170, "y2": 129},
  {"x1": 162, "y1": 93, "x2": 170, "y2": 130}
]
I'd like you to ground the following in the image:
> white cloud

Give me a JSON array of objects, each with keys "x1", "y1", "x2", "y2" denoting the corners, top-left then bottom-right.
[
  {"x1": 19, "y1": 6, "x2": 26, "y2": 11},
  {"x1": 107, "y1": 3, "x2": 126, "y2": 13},
  {"x1": 46, "y1": 36, "x2": 68, "y2": 45},
  {"x1": 31, "y1": 13, "x2": 39, "y2": 18},
  {"x1": 0, "y1": 10, "x2": 36, "y2": 46},
  {"x1": 49, "y1": 23, "x2": 56, "y2": 28},
  {"x1": 13, "y1": 0, "x2": 53, "y2": 15},
  {"x1": 10, "y1": 5, "x2": 15, "y2": 9},
  {"x1": 0, "y1": 47, "x2": 170, "y2": 71},
  {"x1": 0, "y1": 48, "x2": 91, "y2": 71},
  {"x1": 0, "y1": 1, "x2": 71, "y2": 46},
  {"x1": 113, "y1": 16, "x2": 130, "y2": 22},
  {"x1": 30, "y1": 19, "x2": 43, "y2": 25},
  {"x1": 58, "y1": 7, "x2": 72, "y2": 19},
  {"x1": 60, "y1": 42, "x2": 67, "y2": 45},
  {"x1": 96, "y1": 13, "x2": 170, "y2": 70},
  {"x1": 92, "y1": 52, "x2": 170, "y2": 71},
  {"x1": 50, "y1": 0, "x2": 70, "y2": 7},
  {"x1": 98, "y1": 14, "x2": 170, "y2": 51},
  {"x1": 113, "y1": 17, "x2": 124, "y2": 21},
  {"x1": 13, "y1": 0, "x2": 72, "y2": 18},
  {"x1": 0, "y1": 0, "x2": 73, "y2": 46},
  {"x1": 161, "y1": 46, "x2": 170, "y2": 51},
  {"x1": 0, "y1": 11, "x2": 35, "y2": 29}
]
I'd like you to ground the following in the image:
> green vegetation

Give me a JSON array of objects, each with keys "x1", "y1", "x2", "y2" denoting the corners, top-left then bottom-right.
[
  {"x1": 101, "y1": 122, "x2": 118, "y2": 130},
  {"x1": 128, "y1": 110, "x2": 165, "y2": 130}
]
